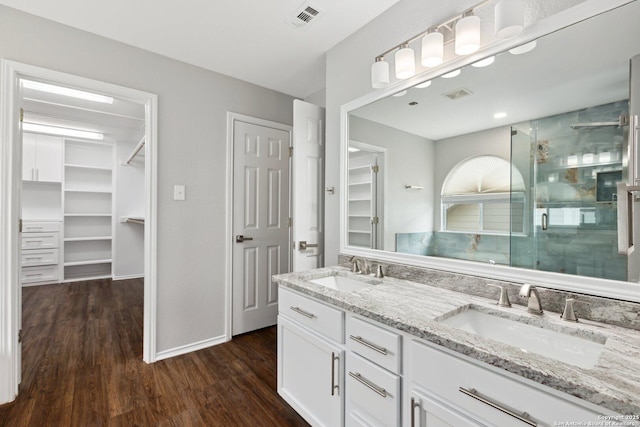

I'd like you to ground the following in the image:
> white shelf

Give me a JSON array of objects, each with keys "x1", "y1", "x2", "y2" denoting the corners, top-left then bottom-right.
[
  {"x1": 349, "y1": 215, "x2": 371, "y2": 218},
  {"x1": 64, "y1": 188, "x2": 112, "y2": 194},
  {"x1": 64, "y1": 213, "x2": 112, "y2": 217},
  {"x1": 349, "y1": 165, "x2": 371, "y2": 172},
  {"x1": 64, "y1": 236, "x2": 112, "y2": 242},
  {"x1": 64, "y1": 259, "x2": 112, "y2": 267},
  {"x1": 64, "y1": 163, "x2": 112, "y2": 171},
  {"x1": 348, "y1": 230, "x2": 371, "y2": 234},
  {"x1": 62, "y1": 274, "x2": 111, "y2": 283},
  {"x1": 348, "y1": 198, "x2": 372, "y2": 202},
  {"x1": 349, "y1": 181, "x2": 371, "y2": 186}
]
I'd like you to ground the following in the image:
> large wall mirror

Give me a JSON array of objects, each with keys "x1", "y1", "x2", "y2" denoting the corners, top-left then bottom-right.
[{"x1": 341, "y1": 1, "x2": 640, "y2": 301}]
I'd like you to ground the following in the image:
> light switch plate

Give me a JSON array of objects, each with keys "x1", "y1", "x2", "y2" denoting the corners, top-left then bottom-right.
[{"x1": 173, "y1": 185, "x2": 186, "y2": 201}]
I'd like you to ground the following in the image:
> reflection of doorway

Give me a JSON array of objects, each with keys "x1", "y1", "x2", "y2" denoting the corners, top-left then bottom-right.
[
  {"x1": 0, "y1": 60, "x2": 158, "y2": 403},
  {"x1": 347, "y1": 141, "x2": 385, "y2": 249}
]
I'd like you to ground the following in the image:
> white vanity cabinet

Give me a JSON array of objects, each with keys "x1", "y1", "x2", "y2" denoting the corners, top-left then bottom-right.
[
  {"x1": 407, "y1": 339, "x2": 607, "y2": 427},
  {"x1": 278, "y1": 288, "x2": 345, "y2": 427}
]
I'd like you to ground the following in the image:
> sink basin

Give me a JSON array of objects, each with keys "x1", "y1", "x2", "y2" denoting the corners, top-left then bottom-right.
[
  {"x1": 310, "y1": 275, "x2": 374, "y2": 292},
  {"x1": 438, "y1": 306, "x2": 606, "y2": 369}
]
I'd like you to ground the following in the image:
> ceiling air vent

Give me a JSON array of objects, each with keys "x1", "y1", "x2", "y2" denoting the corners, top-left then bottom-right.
[
  {"x1": 443, "y1": 88, "x2": 473, "y2": 100},
  {"x1": 287, "y1": 2, "x2": 324, "y2": 31}
]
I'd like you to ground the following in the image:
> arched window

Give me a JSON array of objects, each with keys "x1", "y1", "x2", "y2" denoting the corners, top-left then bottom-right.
[{"x1": 441, "y1": 155, "x2": 525, "y2": 235}]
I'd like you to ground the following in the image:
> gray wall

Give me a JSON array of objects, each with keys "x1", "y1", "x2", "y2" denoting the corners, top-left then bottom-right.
[{"x1": 0, "y1": 6, "x2": 294, "y2": 353}]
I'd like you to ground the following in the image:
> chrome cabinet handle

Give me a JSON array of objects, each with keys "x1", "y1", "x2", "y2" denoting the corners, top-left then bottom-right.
[
  {"x1": 299, "y1": 241, "x2": 318, "y2": 250},
  {"x1": 289, "y1": 306, "x2": 315, "y2": 319},
  {"x1": 410, "y1": 397, "x2": 420, "y2": 427},
  {"x1": 459, "y1": 387, "x2": 536, "y2": 426},
  {"x1": 331, "y1": 353, "x2": 339, "y2": 396},
  {"x1": 235, "y1": 235, "x2": 253, "y2": 243},
  {"x1": 348, "y1": 372, "x2": 387, "y2": 398},
  {"x1": 541, "y1": 212, "x2": 548, "y2": 231},
  {"x1": 349, "y1": 335, "x2": 388, "y2": 355}
]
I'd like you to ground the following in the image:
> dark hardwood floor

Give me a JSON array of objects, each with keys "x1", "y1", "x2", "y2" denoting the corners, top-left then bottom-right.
[{"x1": 0, "y1": 279, "x2": 309, "y2": 426}]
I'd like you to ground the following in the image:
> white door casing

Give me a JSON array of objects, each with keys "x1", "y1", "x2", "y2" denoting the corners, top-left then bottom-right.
[
  {"x1": 232, "y1": 119, "x2": 291, "y2": 336},
  {"x1": 292, "y1": 100, "x2": 325, "y2": 272}
]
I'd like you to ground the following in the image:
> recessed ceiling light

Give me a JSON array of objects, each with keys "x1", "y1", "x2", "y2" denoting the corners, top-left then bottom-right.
[
  {"x1": 442, "y1": 69, "x2": 461, "y2": 79},
  {"x1": 494, "y1": 112, "x2": 507, "y2": 119},
  {"x1": 392, "y1": 90, "x2": 407, "y2": 97},
  {"x1": 22, "y1": 80, "x2": 114, "y2": 104},
  {"x1": 23, "y1": 123, "x2": 104, "y2": 140},
  {"x1": 471, "y1": 56, "x2": 495, "y2": 68},
  {"x1": 509, "y1": 40, "x2": 537, "y2": 55},
  {"x1": 415, "y1": 80, "x2": 432, "y2": 89}
]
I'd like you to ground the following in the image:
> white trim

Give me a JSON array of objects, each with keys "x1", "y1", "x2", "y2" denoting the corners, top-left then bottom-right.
[
  {"x1": 225, "y1": 112, "x2": 292, "y2": 340},
  {"x1": 112, "y1": 274, "x2": 145, "y2": 281},
  {"x1": 0, "y1": 60, "x2": 159, "y2": 404},
  {"x1": 340, "y1": 0, "x2": 640, "y2": 305},
  {"x1": 155, "y1": 334, "x2": 227, "y2": 361}
]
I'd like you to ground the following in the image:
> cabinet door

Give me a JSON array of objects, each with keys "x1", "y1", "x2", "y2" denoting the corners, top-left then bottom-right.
[
  {"x1": 409, "y1": 388, "x2": 484, "y2": 427},
  {"x1": 22, "y1": 133, "x2": 36, "y2": 181},
  {"x1": 278, "y1": 316, "x2": 344, "y2": 427},
  {"x1": 35, "y1": 135, "x2": 62, "y2": 182}
]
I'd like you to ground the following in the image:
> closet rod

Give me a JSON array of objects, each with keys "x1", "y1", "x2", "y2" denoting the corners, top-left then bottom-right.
[{"x1": 125, "y1": 136, "x2": 145, "y2": 165}]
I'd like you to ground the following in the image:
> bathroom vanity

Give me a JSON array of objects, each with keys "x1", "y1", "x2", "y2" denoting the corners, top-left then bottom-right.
[{"x1": 275, "y1": 267, "x2": 640, "y2": 427}]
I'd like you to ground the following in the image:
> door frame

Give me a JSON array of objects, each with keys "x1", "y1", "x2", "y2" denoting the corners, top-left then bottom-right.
[
  {"x1": 225, "y1": 112, "x2": 292, "y2": 340},
  {"x1": 0, "y1": 60, "x2": 159, "y2": 404}
]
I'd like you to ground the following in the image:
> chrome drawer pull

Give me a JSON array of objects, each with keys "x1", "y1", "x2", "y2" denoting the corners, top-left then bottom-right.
[
  {"x1": 349, "y1": 335, "x2": 388, "y2": 355},
  {"x1": 290, "y1": 306, "x2": 315, "y2": 319},
  {"x1": 25, "y1": 256, "x2": 43, "y2": 260},
  {"x1": 410, "y1": 397, "x2": 420, "y2": 427},
  {"x1": 459, "y1": 387, "x2": 536, "y2": 426},
  {"x1": 25, "y1": 273, "x2": 43, "y2": 277},
  {"x1": 330, "y1": 352, "x2": 339, "y2": 396},
  {"x1": 349, "y1": 372, "x2": 387, "y2": 398}
]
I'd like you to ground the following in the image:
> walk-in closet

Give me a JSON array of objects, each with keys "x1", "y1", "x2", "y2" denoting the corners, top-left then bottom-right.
[{"x1": 20, "y1": 79, "x2": 146, "y2": 286}]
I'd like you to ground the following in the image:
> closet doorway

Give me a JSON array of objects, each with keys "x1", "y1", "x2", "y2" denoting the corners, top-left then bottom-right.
[{"x1": 0, "y1": 61, "x2": 158, "y2": 404}]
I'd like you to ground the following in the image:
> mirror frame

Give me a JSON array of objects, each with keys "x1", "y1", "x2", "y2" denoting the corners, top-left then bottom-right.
[{"x1": 340, "y1": 0, "x2": 640, "y2": 303}]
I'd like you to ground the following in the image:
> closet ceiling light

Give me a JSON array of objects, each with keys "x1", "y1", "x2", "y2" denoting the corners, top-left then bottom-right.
[
  {"x1": 493, "y1": 112, "x2": 507, "y2": 119},
  {"x1": 395, "y1": 44, "x2": 416, "y2": 80},
  {"x1": 348, "y1": 147, "x2": 360, "y2": 152},
  {"x1": 495, "y1": 0, "x2": 524, "y2": 39},
  {"x1": 455, "y1": 14, "x2": 481, "y2": 55},
  {"x1": 22, "y1": 80, "x2": 114, "y2": 104},
  {"x1": 23, "y1": 123, "x2": 104, "y2": 141},
  {"x1": 371, "y1": 57, "x2": 390, "y2": 89}
]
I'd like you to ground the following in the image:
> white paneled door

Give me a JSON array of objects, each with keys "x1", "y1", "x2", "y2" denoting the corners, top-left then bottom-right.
[
  {"x1": 292, "y1": 100, "x2": 325, "y2": 272},
  {"x1": 232, "y1": 120, "x2": 290, "y2": 336}
]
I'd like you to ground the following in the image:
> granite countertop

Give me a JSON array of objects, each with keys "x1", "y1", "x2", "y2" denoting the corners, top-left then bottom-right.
[{"x1": 273, "y1": 266, "x2": 640, "y2": 416}]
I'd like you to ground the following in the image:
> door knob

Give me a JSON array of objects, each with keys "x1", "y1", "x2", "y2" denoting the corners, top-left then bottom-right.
[
  {"x1": 235, "y1": 235, "x2": 253, "y2": 243},
  {"x1": 299, "y1": 241, "x2": 318, "y2": 250}
]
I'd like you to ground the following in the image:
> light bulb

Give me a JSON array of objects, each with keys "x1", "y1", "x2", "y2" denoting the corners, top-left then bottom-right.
[
  {"x1": 395, "y1": 44, "x2": 415, "y2": 80},
  {"x1": 421, "y1": 31, "x2": 444, "y2": 67},
  {"x1": 495, "y1": 0, "x2": 524, "y2": 39},
  {"x1": 371, "y1": 58, "x2": 389, "y2": 89},
  {"x1": 455, "y1": 15, "x2": 481, "y2": 55}
]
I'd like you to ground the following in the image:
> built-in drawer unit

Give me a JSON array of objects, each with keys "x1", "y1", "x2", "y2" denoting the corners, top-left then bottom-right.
[
  {"x1": 347, "y1": 316, "x2": 402, "y2": 375},
  {"x1": 346, "y1": 352, "x2": 401, "y2": 427},
  {"x1": 279, "y1": 287, "x2": 345, "y2": 343},
  {"x1": 410, "y1": 339, "x2": 606, "y2": 426},
  {"x1": 22, "y1": 221, "x2": 60, "y2": 233},
  {"x1": 21, "y1": 265, "x2": 60, "y2": 285},
  {"x1": 21, "y1": 232, "x2": 59, "y2": 250},
  {"x1": 21, "y1": 248, "x2": 59, "y2": 267}
]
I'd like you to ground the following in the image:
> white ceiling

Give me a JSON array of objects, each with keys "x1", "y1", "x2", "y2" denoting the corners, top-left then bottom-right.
[{"x1": 0, "y1": 0, "x2": 400, "y2": 98}]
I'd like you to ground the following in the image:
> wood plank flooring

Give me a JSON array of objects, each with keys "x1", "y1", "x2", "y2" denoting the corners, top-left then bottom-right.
[{"x1": 0, "y1": 279, "x2": 309, "y2": 426}]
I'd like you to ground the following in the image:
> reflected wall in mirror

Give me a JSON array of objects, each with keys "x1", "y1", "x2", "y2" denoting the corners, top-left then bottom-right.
[{"x1": 346, "y1": 1, "x2": 640, "y2": 284}]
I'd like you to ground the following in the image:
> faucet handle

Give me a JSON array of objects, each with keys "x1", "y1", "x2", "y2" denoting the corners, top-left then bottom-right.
[
  {"x1": 486, "y1": 283, "x2": 511, "y2": 307},
  {"x1": 561, "y1": 298, "x2": 589, "y2": 322},
  {"x1": 374, "y1": 264, "x2": 384, "y2": 278}
]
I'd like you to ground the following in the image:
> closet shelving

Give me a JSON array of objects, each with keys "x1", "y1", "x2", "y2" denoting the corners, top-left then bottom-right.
[
  {"x1": 62, "y1": 139, "x2": 114, "y2": 282},
  {"x1": 348, "y1": 161, "x2": 374, "y2": 248}
]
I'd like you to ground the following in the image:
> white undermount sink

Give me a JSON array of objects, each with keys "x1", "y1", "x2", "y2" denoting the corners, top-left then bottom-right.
[
  {"x1": 310, "y1": 275, "x2": 375, "y2": 292},
  {"x1": 438, "y1": 305, "x2": 607, "y2": 369}
]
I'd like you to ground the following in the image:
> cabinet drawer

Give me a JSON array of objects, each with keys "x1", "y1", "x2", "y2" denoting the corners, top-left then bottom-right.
[
  {"x1": 22, "y1": 233, "x2": 59, "y2": 249},
  {"x1": 22, "y1": 221, "x2": 60, "y2": 233},
  {"x1": 346, "y1": 352, "x2": 401, "y2": 427},
  {"x1": 410, "y1": 340, "x2": 608, "y2": 426},
  {"x1": 22, "y1": 265, "x2": 59, "y2": 285},
  {"x1": 347, "y1": 316, "x2": 401, "y2": 374},
  {"x1": 22, "y1": 248, "x2": 59, "y2": 266},
  {"x1": 279, "y1": 287, "x2": 344, "y2": 343}
]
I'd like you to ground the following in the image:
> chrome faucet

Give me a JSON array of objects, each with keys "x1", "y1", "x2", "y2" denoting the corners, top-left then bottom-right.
[
  {"x1": 519, "y1": 284, "x2": 543, "y2": 314},
  {"x1": 349, "y1": 256, "x2": 369, "y2": 275}
]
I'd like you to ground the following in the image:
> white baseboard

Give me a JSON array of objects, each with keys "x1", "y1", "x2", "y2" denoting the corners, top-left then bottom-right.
[
  {"x1": 112, "y1": 274, "x2": 144, "y2": 281},
  {"x1": 155, "y1": 334, "x2": 229, "y2": 361}
]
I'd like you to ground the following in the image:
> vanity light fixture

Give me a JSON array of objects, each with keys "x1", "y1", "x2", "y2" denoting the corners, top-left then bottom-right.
[
  {"x1": 395, "y1": 43, "x2": 416, "y2": 79},
  {"x1": 22, "y1": 122, "x2": 105, "y2": 141},
  {"x1": 371, "y1": 56, "x2": 390, "y2": 88},
  {"x1": 442, "y1": 69, "x2": 461, "y2": 79},
  {"x1": 415, "y1": 80, "x2": 432, "y2": 89},
  {"x1": 494, "y1": 0, "x2": 524, "y2": 39},
  {"x1": 471, "y1": 56, "x2": 495, "y2": 68},
  {"x1": 22, "y1": 79, "x2": 114, "y2": 104},
  {"x1": 369, "y1": 0, "x2": 525, "y2": 88},
  {"x1": 509, "y1": 40, "x2": 537, "y2": 55},
  {"x1": 455, "y1": 12, "x2": 481, "y2": 55}
]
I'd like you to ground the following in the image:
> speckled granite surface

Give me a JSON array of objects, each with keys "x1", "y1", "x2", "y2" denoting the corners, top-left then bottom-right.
[{"x1": 274, "y1": 266, "x2": 640, "y2": 416}]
